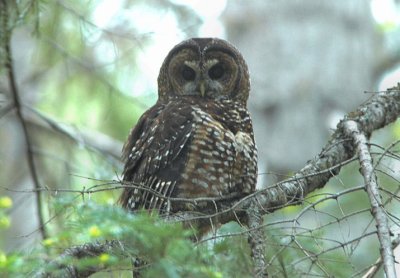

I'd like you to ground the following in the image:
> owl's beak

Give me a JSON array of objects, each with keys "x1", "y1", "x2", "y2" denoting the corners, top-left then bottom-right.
[{"x1": 199, "y1": 80, "x2": 206, "y2": 97}]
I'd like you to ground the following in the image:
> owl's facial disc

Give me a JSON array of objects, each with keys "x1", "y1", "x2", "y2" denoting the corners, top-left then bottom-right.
[
  {"x1": 167, "y1": 46, "x2": 240, "y2": 100},
  {"x1": 158, "y1": 38, "x2": 250, "y2": 103}
]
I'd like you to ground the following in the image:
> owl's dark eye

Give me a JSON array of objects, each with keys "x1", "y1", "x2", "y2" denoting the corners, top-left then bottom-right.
[
  {"x1": 181, "y1": 66, "x2": 196, "y2": 81},
  {"x1": 208, "y1": 64, "x2": 224, "y2": 80}
]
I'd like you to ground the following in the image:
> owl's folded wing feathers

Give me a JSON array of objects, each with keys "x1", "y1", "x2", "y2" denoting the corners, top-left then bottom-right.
[{"x1": 119, "y1": 101, "x2": 194, "y2": 211}]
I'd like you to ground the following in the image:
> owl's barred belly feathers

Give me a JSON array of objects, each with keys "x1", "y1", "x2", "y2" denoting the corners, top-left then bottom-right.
[
  {"x1": 119, "y1": 38, "x2": 258, "y2": 221},
  {"x1": 180, "y1": 105, "x2": 256, "y2": 198}
]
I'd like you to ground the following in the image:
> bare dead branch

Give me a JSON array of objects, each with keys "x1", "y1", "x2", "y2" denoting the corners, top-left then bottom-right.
[
  {"x1": 343, "y1": 120, "x2": 396, "y2": 278},
  {"x1": 25, "y1": 106, "x2": 123, "y2": 161}
]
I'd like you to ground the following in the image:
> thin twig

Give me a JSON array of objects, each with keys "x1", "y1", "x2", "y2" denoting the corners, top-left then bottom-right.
[
  {"x1": 361, "y1": 234, "x2": 400, "y2": 278},
  {"x1": 343, "y1": 120, "x2": 396, "y2": 278},
  {"x1": 1, "y1": 1, "x2": 47, "y2": 239}
]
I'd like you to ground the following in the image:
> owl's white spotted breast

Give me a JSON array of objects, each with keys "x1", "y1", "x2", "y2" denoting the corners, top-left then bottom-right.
[{"x1": 177, "y1": 104, "x2": 257, "y2": 198}]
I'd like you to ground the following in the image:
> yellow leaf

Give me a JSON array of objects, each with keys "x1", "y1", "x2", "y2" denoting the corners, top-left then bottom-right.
[
  {"x1": 0, "y1": 252, "x2": 7, "y2": 268},
  {"x1": 99, "y1": 253, "x2": 110, "y2": 263},
  {"x1": 0, "y1": 197, "x2": 12, "y2": 209},
  {"x1": 0, "y1": 216, "x2": 10, "y2": 229},
  {"x1": 88, "y1": 225, "x2": 102, "y2": 237},
  {"x1": 43, "y1": 238, "x2": 55, "y2": 247}
]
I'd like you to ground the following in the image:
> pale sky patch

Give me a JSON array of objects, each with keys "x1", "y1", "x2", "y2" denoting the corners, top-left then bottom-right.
[{"x1": 370, "y1": 0, "x2": 400, "y2": 25}]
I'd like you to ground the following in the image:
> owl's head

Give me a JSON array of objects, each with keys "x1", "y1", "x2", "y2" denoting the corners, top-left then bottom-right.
[{"x1": 158, "y1": 38, "x2": 250, "y2": 104}]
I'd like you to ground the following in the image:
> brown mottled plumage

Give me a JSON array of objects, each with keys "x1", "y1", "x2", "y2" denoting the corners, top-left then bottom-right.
[{"x1": 119, "y1": 38, "x2": 257, "y2": 230}]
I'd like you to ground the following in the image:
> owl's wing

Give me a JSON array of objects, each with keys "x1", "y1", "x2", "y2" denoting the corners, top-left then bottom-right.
[{"x1": 120, "y1": 101, "x2": 194, "y2": 212}]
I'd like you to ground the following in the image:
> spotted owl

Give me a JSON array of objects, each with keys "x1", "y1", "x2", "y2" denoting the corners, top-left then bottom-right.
[{"x1": 119, "y1": 38, "x2": 257, "y2": 227}]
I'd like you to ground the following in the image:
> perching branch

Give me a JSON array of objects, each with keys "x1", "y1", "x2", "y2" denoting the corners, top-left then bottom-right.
[
  {"x1": 165, "y1": 85, "x2": 400, "y2": 227},
  {"x1": 39, "y1": 84, "x2": 400, "y2": 277},
  {"x1": 1, "y1": 0, "x2": 47, "y2": 239}
]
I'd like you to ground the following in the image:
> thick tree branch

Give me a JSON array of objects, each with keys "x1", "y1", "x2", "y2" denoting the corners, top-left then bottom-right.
[{"x1": 166, "y1": 85, "x2": 400, "y2": 227}]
